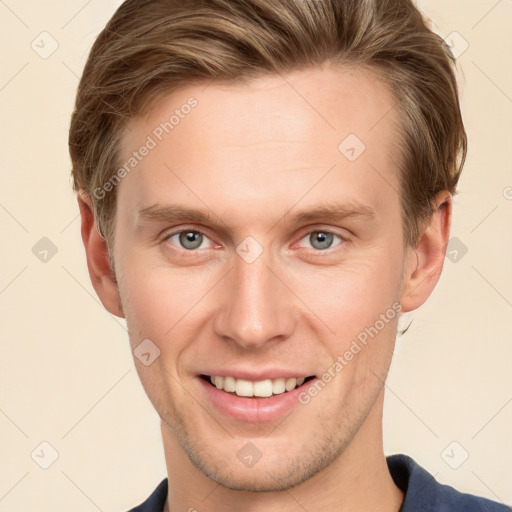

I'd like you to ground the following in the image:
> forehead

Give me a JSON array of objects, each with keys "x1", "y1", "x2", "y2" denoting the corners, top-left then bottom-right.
[{"x1": 118, "y1": 63, "x2": 402, "y2": 225}]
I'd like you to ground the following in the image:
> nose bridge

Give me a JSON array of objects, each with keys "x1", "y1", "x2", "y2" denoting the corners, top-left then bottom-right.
[{"x1": 214, "y1": 247, "x2": 296, "y2": 349}]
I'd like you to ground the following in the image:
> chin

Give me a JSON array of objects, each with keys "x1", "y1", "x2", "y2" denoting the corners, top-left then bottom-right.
[{"x1": 184, "y1": 439, "x2": 336, "y2": 493}]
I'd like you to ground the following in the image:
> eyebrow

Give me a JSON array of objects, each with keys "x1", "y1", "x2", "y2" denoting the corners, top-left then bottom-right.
[
  {"x1": 137, "y1": 204, "x2": 218, "y2": 227},
  {"x1": 289, "y1": 201, "x2": 375, "y2": 223},
  {"x1": 137, "y1": 200, "x2": 375, "y2": 230}
]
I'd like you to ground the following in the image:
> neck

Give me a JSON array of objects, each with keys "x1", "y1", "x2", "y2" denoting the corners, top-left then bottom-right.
[{"x1": 161, "y1": 391, "x2": 404, "y2": 512}]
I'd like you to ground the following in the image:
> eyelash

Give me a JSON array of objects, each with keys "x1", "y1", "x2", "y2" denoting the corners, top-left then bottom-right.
[{"x1": 161, "y1": 227, "x2": 346, "y2": 254}]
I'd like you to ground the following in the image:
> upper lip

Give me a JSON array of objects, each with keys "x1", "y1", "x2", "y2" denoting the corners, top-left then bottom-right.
[{"x1": 199, "y1": 369, "x2": 315, "y2": 381}]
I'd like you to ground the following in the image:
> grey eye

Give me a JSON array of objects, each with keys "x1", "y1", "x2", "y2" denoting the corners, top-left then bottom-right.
[
  {"x1": 310, "y1": 231, "x2": 333, "y2": 250},
  {"x1": 165, "y1": 230, "x2": 205, "y2": 251},
  {"x1": 303, "y1": 231, "x2": 343, "y2": 251},
  {"x1": 163, "y1": 229, "x2": 214, "y2": 252},
  {"x1": 178, "y1": 231, "x2": 204, "y2": 250}
]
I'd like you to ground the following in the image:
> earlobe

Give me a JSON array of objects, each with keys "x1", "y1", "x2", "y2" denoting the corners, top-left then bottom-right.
[
  {"x1": 399, "y1": 191, "x2": 452, "y2": 313},
  {"x1": 77, "y1": 192, "x2": 125, "y2": 318}
]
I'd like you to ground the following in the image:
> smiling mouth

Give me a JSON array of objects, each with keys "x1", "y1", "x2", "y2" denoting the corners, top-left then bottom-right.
[{"x1": 200, "y1": 374, "x2": 316, "y2": 398}]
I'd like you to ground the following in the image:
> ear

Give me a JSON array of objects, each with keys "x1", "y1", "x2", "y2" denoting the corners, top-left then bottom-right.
[
  {"x1": 399, "y1": 191, "x2": 452, "y2": 313},
  {"x1": 77, "y1": 192, "x2": 125, "y2": 318}
]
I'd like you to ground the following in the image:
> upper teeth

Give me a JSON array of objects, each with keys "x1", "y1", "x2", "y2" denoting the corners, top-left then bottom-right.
[{"x1": 209, "y1": 376, "x2": 306, "y2": 397}]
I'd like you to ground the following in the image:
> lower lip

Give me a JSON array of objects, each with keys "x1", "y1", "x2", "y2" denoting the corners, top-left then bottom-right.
[{"x1": 197, "y1": 376, "x2": 317, "y2": 422}]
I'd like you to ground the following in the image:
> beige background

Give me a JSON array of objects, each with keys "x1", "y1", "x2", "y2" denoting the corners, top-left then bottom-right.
[{"x1": 0, "y1": 1, "x2": 511, "y2": 510}]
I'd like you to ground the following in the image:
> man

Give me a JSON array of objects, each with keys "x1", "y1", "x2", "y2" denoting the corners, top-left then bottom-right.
[{"x1": 69, "y1": 0, "x2": 510, "y2": 510}]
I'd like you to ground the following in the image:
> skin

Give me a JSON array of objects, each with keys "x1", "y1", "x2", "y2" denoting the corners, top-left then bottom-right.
[{"x1": 78, "y1": 62, "x2": 452, "y2": 512}]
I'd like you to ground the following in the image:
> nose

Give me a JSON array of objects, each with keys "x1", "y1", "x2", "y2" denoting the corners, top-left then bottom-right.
[{"x1": 213, "y1": 248, "x2": 298, "y2": 350}]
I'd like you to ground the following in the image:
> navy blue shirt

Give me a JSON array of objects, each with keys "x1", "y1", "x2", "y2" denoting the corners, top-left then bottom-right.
[{"x1": 126, "y1": 454, "x2": 510, "y2": 511}]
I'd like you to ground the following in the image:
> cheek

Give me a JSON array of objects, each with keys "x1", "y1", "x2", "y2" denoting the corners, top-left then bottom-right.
[
  {"x1": 283, "y1": 251, "x2": 403, "y2": 386},
  {"x1": 285, "y1": 253, "x2": 402, "y2": 332},
  {"x1": 118, "y1": 260, "x2": 214, "y2": 349}
]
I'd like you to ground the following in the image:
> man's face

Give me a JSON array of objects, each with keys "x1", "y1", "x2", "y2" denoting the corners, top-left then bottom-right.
[{"x1": 113, "y1": 64, "x2": 412, "y2": 491}]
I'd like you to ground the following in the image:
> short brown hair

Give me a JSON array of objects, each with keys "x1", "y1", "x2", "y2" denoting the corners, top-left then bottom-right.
[{"x1": 69, "y1": 0, "x2": 467, "y2": 252}]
